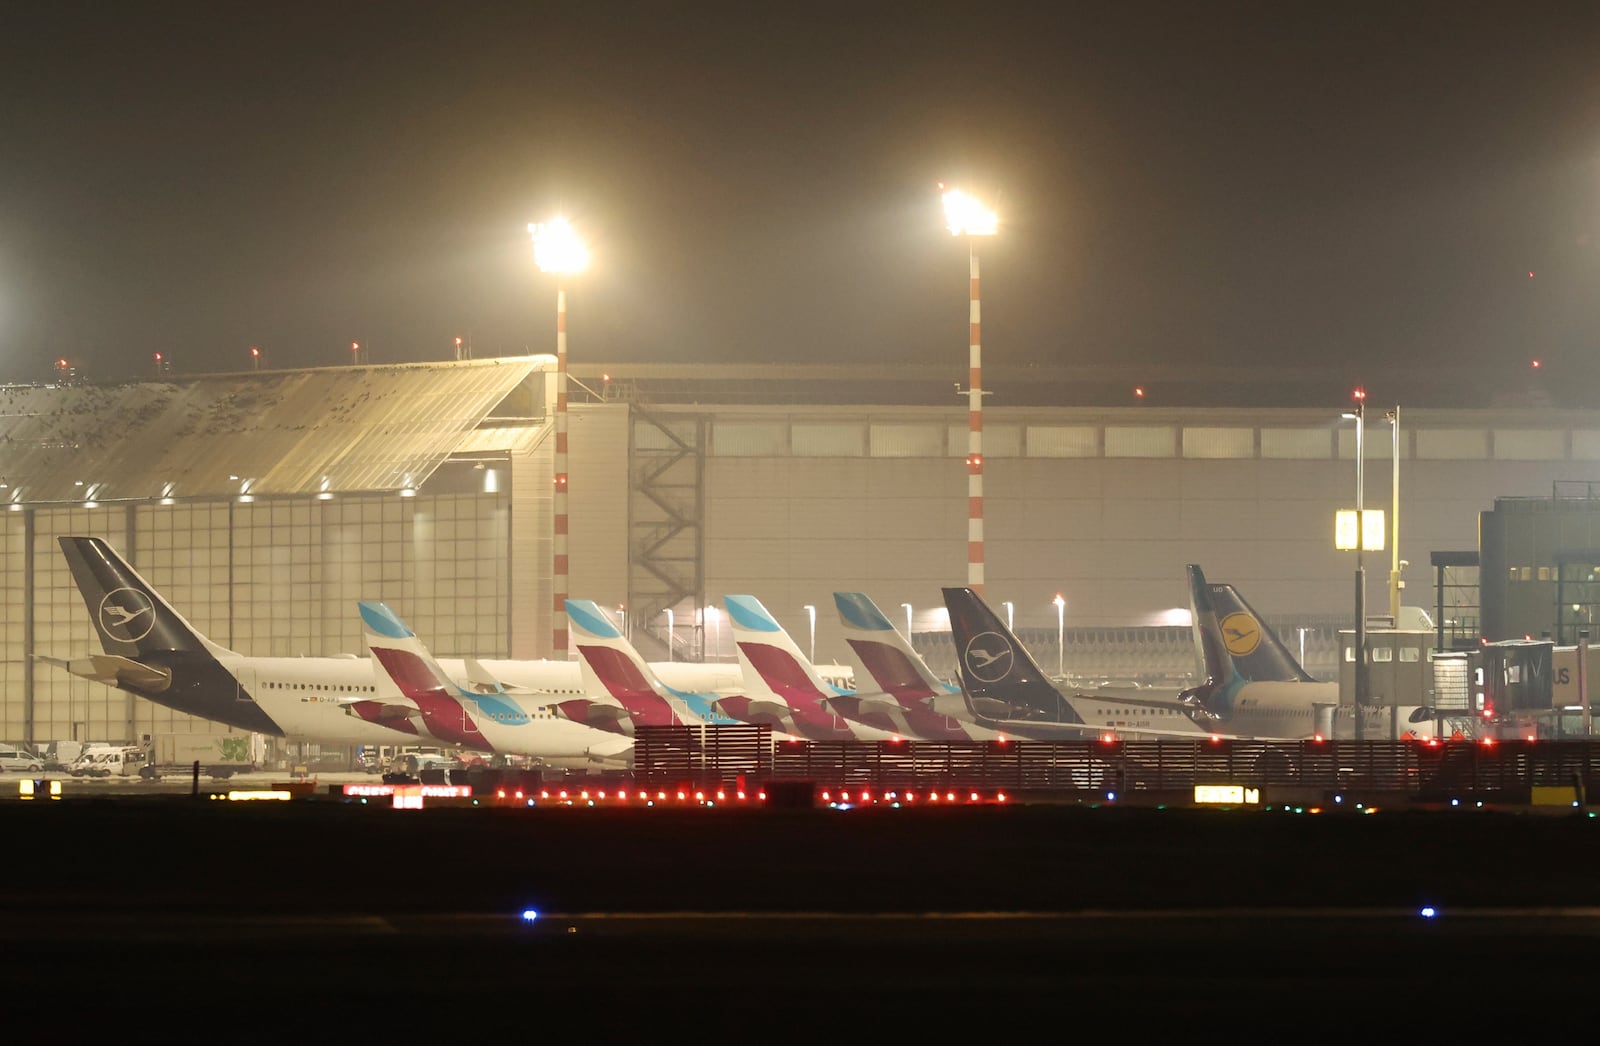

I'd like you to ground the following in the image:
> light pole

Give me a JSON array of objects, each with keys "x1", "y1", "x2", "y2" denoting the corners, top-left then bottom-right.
[
  {"x1": 942, "y1": 184, "x2": 998, "y2": 598},
  {"x1": 804, "y1": 605, "x2": 816, "y2": 664},
  {"x1": 1386, "y1": 406, "x2": 1401, "y2": 627},
  {"x1": 1053, "y1": 594, "x2": 1065, "y2": 678},
  {"x1": 1343, "y1": 391, "x2": 1368, "y2": 740},
  {"x1": 529, "y1": 216, "x2": 590, "y2": 660},
  {"x1": 707, "y1": 605, "x2": 720, "y2": 661},
  {"x1": 1002, "y1": 601, "x2": 1014, "y2": 631},
  {"x1": 1386, "y1": 405, "x2": 1403, "y2": 741},
  {"x1": 901, "y1": 603, "x2": 913, "y2": 638},
  {"x1": 664, "y1": 608, "x2": 674, "y2": 659},
  {"x1": 616, "y1": 605, "x2": 626, "y2": 643}
]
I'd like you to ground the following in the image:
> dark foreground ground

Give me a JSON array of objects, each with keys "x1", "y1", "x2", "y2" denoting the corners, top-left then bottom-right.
[{"x1": 8, "y1": 796, "x2": 1599, "y2": 1039}]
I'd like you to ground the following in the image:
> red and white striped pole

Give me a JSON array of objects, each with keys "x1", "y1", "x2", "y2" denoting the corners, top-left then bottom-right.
[
  {"x1": 966, "y1": 241, "x2": 985, "y2": 597},
  {"x1": 553, "y1": 280, "x2": 569, "y2": 658},
  {"x1": 530, "y1": 217, "x2": 588, "y2": 661},
  {"x1": 942, "y1": 184, "x2": 997, "y2": 598}
]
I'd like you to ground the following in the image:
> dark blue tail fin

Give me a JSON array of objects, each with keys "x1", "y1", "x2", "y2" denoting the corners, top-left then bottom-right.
[
  {"x1": 59, "y1": 536, "x2": 232, "y2": 658},
  {"x1": 941, "y1": 586, "x2": 1085, "y2": 727},
  {"x1": 1205, "y1": 578, "x2": 1316, "y2": 683},
  {"x1": 51, "y1": 536, "x2": 280, "y2": 735}
]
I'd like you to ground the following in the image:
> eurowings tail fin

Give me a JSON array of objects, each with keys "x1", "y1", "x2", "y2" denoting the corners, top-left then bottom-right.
[
  {"x1": 358, "y1": 600, "x2": 495, "y2": 749},
  {"x1": 941, "y1": 586, "x2": 1085, "y2": 727},
  {"x1": 567, "y1": 598, "x2": 738, "y2": 727},
  {"x1": 725, "y1": 594, "x2": 904, "y2": 740},
  {"x1": 566, "y1": 599, "x2": 670, "y2": 700},
  {"x1": 724, "y1": 594, "x2": 840, "y2": 704},
  {"x1": 833, "y1": 592, "x2": 959, "y2": 703}
]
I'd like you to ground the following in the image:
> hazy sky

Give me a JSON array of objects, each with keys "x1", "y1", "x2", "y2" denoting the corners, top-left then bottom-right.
[{"x1": 2, "y1": 1, "x2": 1598, "y2": 392}]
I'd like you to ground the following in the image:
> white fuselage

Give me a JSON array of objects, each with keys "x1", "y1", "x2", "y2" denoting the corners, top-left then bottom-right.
[
  {"x1": 1214, "y1": 682, "x2": 1433, "y2": 740},
  {"x1": 203, "y1": 655, "x2": 678, "y2": 759}
]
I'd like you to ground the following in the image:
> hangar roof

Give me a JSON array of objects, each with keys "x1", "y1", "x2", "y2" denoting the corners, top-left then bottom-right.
[{"x1": 0, "y1": 357, "x2": 545, "y2": 505}]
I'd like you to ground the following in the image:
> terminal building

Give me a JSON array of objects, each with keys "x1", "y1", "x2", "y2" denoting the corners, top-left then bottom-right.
[{"x1": 1, "y1": 356, "x2": 1597, "y2": 754}]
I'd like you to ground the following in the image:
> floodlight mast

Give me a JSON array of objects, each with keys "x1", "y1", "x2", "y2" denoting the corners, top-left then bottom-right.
[
  {"x1": 941, "y1": 185, "x2": 998, "y2": 598},
  {"x1": 529, "y1": 217, "x2": 590, "y2": 659}
]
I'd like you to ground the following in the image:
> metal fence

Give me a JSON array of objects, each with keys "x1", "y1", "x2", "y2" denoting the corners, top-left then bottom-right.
[{"x1": 630, "y1": 726, "x2": 1600, "y2": 801}]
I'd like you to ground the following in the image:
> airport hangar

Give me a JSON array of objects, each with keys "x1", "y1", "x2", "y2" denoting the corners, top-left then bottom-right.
[{"x1": 0, "y1": 354, "x2": 1594, "y2": 756}]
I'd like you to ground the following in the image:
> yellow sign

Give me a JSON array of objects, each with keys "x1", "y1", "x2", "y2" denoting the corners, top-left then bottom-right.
[
  {"x1": 1220, "y1": 612, "x2": 1261, "y2": 656},
  {"x1": 1194, "y1": 785, "x2": 1260, "y2": 804}
]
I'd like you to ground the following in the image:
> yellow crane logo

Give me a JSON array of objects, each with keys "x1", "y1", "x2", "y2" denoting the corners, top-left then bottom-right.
[{"x1": 1220, "y1": 612, "x2": 1261, "y2": 657}]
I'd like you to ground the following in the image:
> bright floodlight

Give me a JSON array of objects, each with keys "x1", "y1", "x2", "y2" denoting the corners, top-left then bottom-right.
[
  {"x1": 528, "y1": 217, "x2": 590, "y2": 274},
  {"x1": 941, "y1": 188, "x2": 998, "y2": 237}
]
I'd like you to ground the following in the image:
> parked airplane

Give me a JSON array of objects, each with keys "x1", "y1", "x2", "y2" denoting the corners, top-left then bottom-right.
[
  {"x1": 719, "y1": 594, "x2": 901, "y2": 741},
  {"x1": 1189, "y1": 565, "x2": 1436, "y2": 740},
  {"x1": 944, "y1": 565, "x2": 1427, "y2": 741},
  {"x1": 941, "y1": 585, "x2": 1193, "y2": 739},
  {"x1": 357, "y1": 600, "x2": 633, "y2": 765},
  {"x1": 38, "y1": 536, "x2": 717, "y2": 755},
  {"x1": 550, "y1": 598, "x2": 749, "y2": 735},
  {"x1": 831, "y1": 591, "x2": 1006, "y2": 740},
  {"x1": 41, "y1": 536, "x2": 425, "y2": 745},
  {"x1": 40, "y1": 540, "x2": 745, "y2": 745}
]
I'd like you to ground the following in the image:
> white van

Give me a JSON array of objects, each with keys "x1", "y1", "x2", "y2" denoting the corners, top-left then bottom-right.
[
  {"x1": 69, "y1": 746, "x2": 148, "y2": 778},
  {"x1": 0, "y1": 744, "x2": 43, "y2": 773}
]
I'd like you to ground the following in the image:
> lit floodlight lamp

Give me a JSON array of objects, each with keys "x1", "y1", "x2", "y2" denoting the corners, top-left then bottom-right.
[
  {"x1": 1334, "y1": 509, "x2": 1386, "y2": 552},
  {"x1": 941, "y1": 187, "x2": 998, "y2": 237},
  {"x1": 528, "y1": 217, "x2": 590, "y2": 275}
]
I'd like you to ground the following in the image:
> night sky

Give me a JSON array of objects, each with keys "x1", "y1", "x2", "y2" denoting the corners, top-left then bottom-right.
[{"x1": 2, "y1": 2, "x2": 1599, "y2": 395}]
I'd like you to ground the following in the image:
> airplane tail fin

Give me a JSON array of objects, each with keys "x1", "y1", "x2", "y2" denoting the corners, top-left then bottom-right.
[
  {"x1": 724, "y1": 594, "x2": 840, "y2": 704},
  {"x1": 833, "y1": 592, "x2": 958, "y2": 702},
  {"x1": 1181, "y1": 564, "x2": 1242, "y2": 727},
  {"x1": 1205, "y1": 580, "x2": 1317, "y2": 683},
  {"x1": 360, "y1": 600, "x2": 540, "y2": 752},
  {"x1": 58, "y1": 535, "x2": 235, "y2": 659},
  {"x1": 359, "y1": 601, "x2": 458, "y2": 700},
  {"x1": 565, "y1": 599, "x2": 671, "y2": 700},
  {"x1": 941, "y1": 587, "x2": 1084, "y2": 726}
]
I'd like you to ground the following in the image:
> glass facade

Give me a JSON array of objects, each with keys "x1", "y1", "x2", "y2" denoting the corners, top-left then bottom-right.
[{"x1": 3, "y1": 492, "x2": 507, "y2": 747}]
